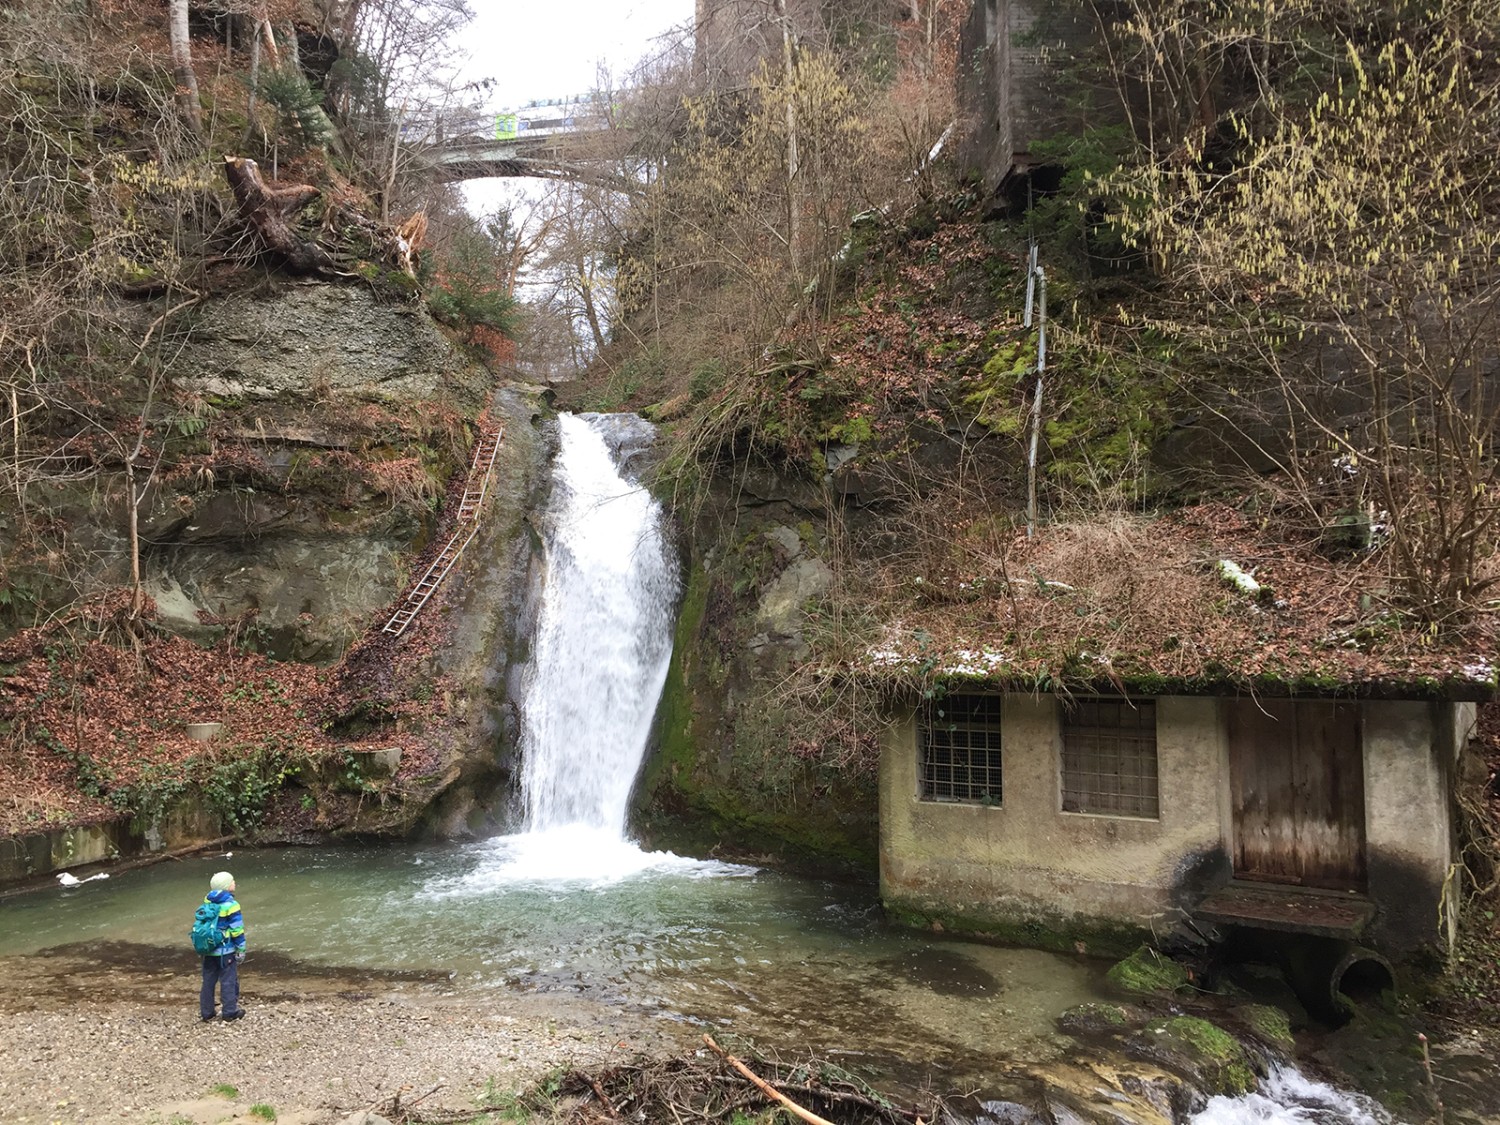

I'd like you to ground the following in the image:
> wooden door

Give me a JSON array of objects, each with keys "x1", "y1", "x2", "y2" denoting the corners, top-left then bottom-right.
[{"x1": 1228, "y1": 700, "x2": 1367, "y2": 891}]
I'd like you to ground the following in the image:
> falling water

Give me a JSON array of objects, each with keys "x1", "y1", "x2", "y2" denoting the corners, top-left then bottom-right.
[
  {"x1": 1189, "y1": 1064, "x2": 1393, "y2": 1125},
  {"x1": 501, "y1": 412, "x2": 682, "y2": 878}
]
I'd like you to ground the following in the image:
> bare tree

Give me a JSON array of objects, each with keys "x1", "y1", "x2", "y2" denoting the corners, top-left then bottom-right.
[
  {"x1": 332, "y1": 0, "x2": 478, "y2": 218},
  {"x1": 1095, "y1": 0, "x2": 1500, "y2": 624},
  {"x1": 167, "y1": 0, "x2": 203, "y2": 137}
]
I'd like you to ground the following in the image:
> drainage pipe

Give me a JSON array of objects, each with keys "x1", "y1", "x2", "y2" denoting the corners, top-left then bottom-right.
[{"x1": 1282, "y1": 936, "x2": 1396, "y2": 1026}]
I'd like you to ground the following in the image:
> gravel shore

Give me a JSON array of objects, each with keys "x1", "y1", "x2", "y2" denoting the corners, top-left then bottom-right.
[{"x1": 0, "y1": 943, "x2": 697, "y2": 1124}]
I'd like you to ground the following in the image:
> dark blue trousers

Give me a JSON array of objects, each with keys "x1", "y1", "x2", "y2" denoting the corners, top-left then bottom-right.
[{"x1": 200, "y1": 954, "x2": 240, "y2": 1019}]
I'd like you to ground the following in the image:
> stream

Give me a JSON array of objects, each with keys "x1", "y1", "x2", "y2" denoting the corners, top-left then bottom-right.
[{"x1": 0, "y1": 414, "x2": 1407, "y2": 1122}]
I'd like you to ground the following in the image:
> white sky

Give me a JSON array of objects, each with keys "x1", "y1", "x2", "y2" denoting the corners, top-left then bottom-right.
[
  {"x1": 456, "y1": 0, "x2": 693, "y2": 215},
  {"x1": 458, "y1": 0, "x2": 693, "y2": 109}
]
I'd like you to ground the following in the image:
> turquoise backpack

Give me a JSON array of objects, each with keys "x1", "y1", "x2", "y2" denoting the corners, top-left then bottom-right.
[{"x1": 190, "y1": 902, "x2": 224, "y2": 956}]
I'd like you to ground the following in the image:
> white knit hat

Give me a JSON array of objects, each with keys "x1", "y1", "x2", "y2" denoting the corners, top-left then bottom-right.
[{"x1": 210, "y1": 871, "x2": 235, "y2": 892}]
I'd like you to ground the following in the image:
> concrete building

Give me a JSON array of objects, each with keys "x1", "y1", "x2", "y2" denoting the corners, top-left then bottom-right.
[
  {"x1": 956, "y1": 0, "x2": 1100, "y2": 196},
  {"x1": 880, "y1": 689, "x2": 1476, "y2": 961}
]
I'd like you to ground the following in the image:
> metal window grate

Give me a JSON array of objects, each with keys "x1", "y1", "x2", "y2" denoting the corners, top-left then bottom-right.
[
  {"x1": 1061, "y1": 699, "x2": 1159, "y2": 818},
  {"x1": 920, "y1": 694, "x2": 1003, "y2": 805}
]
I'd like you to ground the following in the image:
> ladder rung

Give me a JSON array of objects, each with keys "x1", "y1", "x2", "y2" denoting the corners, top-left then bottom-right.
[{"x1": 381, "y1": 430, "x2": 502, "y2": 637}]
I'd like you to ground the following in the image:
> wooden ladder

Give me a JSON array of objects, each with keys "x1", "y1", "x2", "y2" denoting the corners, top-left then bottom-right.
[
  {"x1": 456, "y1": 427, "x2": 501, "y2": 522},
  {"x1": 381, "y1": 423, "x2": 504, "y2": 639}
]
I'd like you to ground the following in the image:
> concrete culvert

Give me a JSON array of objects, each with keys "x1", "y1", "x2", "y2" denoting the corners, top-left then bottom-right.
[
  {"x1": 1331, "y1": 946, "x2": 1396, "y2": 1014},
  {"x1": 1283, "y1": 937, "x2": 1395, "y2": 1026}
]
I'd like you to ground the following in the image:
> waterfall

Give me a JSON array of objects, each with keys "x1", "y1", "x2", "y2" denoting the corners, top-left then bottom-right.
[{"x1": 502, "y1": 412, "x2": 680, "y2": 877}]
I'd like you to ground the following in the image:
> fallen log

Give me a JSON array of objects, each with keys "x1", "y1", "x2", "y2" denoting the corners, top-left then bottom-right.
[{"x1": 222, "y1": 155, "x2": 335, "y2": 274}]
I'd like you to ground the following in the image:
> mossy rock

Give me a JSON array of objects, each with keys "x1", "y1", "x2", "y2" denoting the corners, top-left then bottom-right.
[
  {"x1": 1236, "y1": 1003, "x2": 1295, "y2": 1054},
  {"x1": 1106, "y1": 944, "x2": 1193, "y2": 997},
  {"x1": 641, "y1": 393, "x2": 691, "y2": 424},
  {"x1": 1128, "y1": 1015, "x2": 1259, "y2": 1097}
]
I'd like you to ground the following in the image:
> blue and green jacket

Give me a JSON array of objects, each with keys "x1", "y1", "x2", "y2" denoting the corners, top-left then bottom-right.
[{"x1": 204, "y1": 889, "x2": 246, "y2": 957}]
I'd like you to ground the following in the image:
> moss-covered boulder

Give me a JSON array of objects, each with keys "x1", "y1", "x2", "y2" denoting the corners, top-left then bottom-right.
[
  {"x1": 1106, "y1": 944, "x2": 1194, "y2": 997},
  {"x1": 1126, "y1": 1015, "x2": 1259, "y2": 1097},
  {"x1": 1235, "y1": 1002, "x2": 1296, "y2": 1054}
]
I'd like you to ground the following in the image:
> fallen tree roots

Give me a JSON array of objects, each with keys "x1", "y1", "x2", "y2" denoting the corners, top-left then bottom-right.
[
  {"x1": 375, "y1": 1039, "x2": 948, "y2": 1125},
  {"x1": 222, "y1": 156, "x2": 335, "y2": 274}
]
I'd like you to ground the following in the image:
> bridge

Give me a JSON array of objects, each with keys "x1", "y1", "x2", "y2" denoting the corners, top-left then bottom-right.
[{"x1": 402, "y1": 98, "x2": 629, "y2": 185}]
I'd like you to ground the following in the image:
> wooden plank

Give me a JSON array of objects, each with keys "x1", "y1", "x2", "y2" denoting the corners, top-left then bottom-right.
[
  {"x1": 1229, "y1": 699, "x2": 1301, "y2": 884},
  {"x1": 1294, "y1": 701, "x2": 1366, "y2": 890},
  {"x1": 1195, "y1": 883, "x2": 1375, "y2": 938}
]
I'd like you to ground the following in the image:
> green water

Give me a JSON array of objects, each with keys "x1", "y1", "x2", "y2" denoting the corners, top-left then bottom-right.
[{"x1": 0, "y1": 836, "x2": 1104, "y2": 1087}]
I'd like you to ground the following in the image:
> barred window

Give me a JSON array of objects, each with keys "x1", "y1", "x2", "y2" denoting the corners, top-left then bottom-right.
[
  {"x1": 1061, "y1": 699, "x2": 1159, "y2": 818},
  {"x1": 920, "y1": 694, "x2": 1003, "y2": 805}
]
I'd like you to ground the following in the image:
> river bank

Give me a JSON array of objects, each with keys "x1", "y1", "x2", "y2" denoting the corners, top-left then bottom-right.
[
  {"x1": 0, "y1": 943, "x2": 697, "y2": 1124},
  {"x1": 5, "y1": 935, "x2": 1500, "y2": 1124}
]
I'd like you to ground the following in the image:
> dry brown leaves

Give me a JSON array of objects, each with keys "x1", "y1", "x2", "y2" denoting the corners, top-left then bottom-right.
[{"x1": 860, "y1": 501, "x2": 1499, "y2": 692}]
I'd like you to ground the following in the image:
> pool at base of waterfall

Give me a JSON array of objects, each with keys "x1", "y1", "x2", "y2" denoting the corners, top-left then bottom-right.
[
  {"x1": 5, "y1": 839, "x2": 1099, "y2": 1094},
  {"x1": 2, "y1": 840, "x2": 1414, "y2": 1123}
]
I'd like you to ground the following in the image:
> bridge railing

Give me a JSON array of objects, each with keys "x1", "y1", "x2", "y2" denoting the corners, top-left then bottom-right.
[{"x1": 403, "y1": 99, "x2": 614, "y2": 145}]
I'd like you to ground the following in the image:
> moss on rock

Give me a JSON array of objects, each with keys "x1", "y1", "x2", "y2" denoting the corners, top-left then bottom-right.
[
  {"x1": 1131, "y1": 1015, "x2": 1259, "y2": 1097},
  {"x1": 1236, "y1": 1003, "x2": 1295, "y2": 1054},
  {"x1": 1057, "y1": 1001, "x2": 1137, "y2": 1036},
  {"x1": 1106, "y1": 944, "x2": 1193, "y2": 997},
  {"x1": 632, "y1": 556, "x2": 879, "y2": 874}
]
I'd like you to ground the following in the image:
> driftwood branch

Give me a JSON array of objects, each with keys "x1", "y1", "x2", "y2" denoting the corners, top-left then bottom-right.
[
  {"x1": 222, "y1": 155, "x2": 335, "y2": 274},
  {"x1": 703, "y1": 1035, "x2": 838, "y2": 1125},
  {"x1": 586, "y1": 1075, "x2": 620, "y2": 1118}
]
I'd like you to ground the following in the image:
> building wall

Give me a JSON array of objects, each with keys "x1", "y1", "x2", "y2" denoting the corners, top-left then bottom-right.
[
  {"x1": 1362, "y1": 701, "x2": 1474, "y2": 957},
  {"x1": 879, "y1": 693, "x2": 1463, "y2": 958},
  {"x1": 880, "y1": 694, "x2": 1229, "y2": 953}
]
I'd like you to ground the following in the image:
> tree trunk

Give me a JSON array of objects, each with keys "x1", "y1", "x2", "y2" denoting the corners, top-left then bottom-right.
[
  {"x1": 242, "y1": 19, "x2": 263, "y2": 146},
  {"x1": 576, "y1": 258, "x2": 608, "y2": 354},
  {"x1": 168, "y1": 0, "x2": 204, "y2": 137},
  {"x1": 773, "y1": 0, "x2": 801, "y2": 285},
  {"x1": 125, "y1": 453, "x2": 144, "y2": 618}
]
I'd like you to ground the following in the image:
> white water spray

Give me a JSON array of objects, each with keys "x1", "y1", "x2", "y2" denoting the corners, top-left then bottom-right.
[
  {"x1": 487, "y1": 412, "x2": 686, "y2": 882},
  {"x1": 1190, "y1": 1064, "x2": 1392, "y2": 1125}
]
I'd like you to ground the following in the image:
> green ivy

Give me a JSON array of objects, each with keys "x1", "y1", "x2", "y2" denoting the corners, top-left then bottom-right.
[{"x1": 200, "y1": 745, "x2": 295, "y2": 833}]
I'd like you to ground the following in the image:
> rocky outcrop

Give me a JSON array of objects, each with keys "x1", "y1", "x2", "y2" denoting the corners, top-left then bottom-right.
[
  {"x1": 3, "y1": 282, "x2": 497, "y2": 663},
  {"x1": 173, "y1": 282, "x2": 470, "y2": 403},
  {"x1": 633, "y1": 462, "x2": 880, "y2": 874},
  {"x1": 0, "y1": 277, "x2": 559, "y2": 854}
]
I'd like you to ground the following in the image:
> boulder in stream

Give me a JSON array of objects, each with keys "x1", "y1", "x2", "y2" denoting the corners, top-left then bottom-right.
[
  {"x1": 1105, "y1": 945, "x2": 1194, "y2": 998},
  {"x1": 1124, "y1": 1014, "x2": 1259, "y2": 1097}
]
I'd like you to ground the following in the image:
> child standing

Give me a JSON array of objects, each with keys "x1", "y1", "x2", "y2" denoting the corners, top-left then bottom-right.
[{"x1": 200, "y1": 870, "x2": 247, "y2": 1022}]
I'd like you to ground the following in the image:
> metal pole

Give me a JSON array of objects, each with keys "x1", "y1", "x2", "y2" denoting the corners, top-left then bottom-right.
[{"x1": 1026, "y1": 263, "x2": 1046, "y2": 538}]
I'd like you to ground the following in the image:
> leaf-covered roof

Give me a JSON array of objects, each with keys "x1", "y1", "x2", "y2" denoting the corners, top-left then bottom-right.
[{"x1": 853, "y1": 503, "x2": 1497, "y2": 700}]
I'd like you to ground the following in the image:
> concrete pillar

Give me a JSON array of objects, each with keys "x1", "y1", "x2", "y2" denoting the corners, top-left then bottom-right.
[{"x1": 1362, "y1": 701, "x2": 1458, "y2": 958}]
